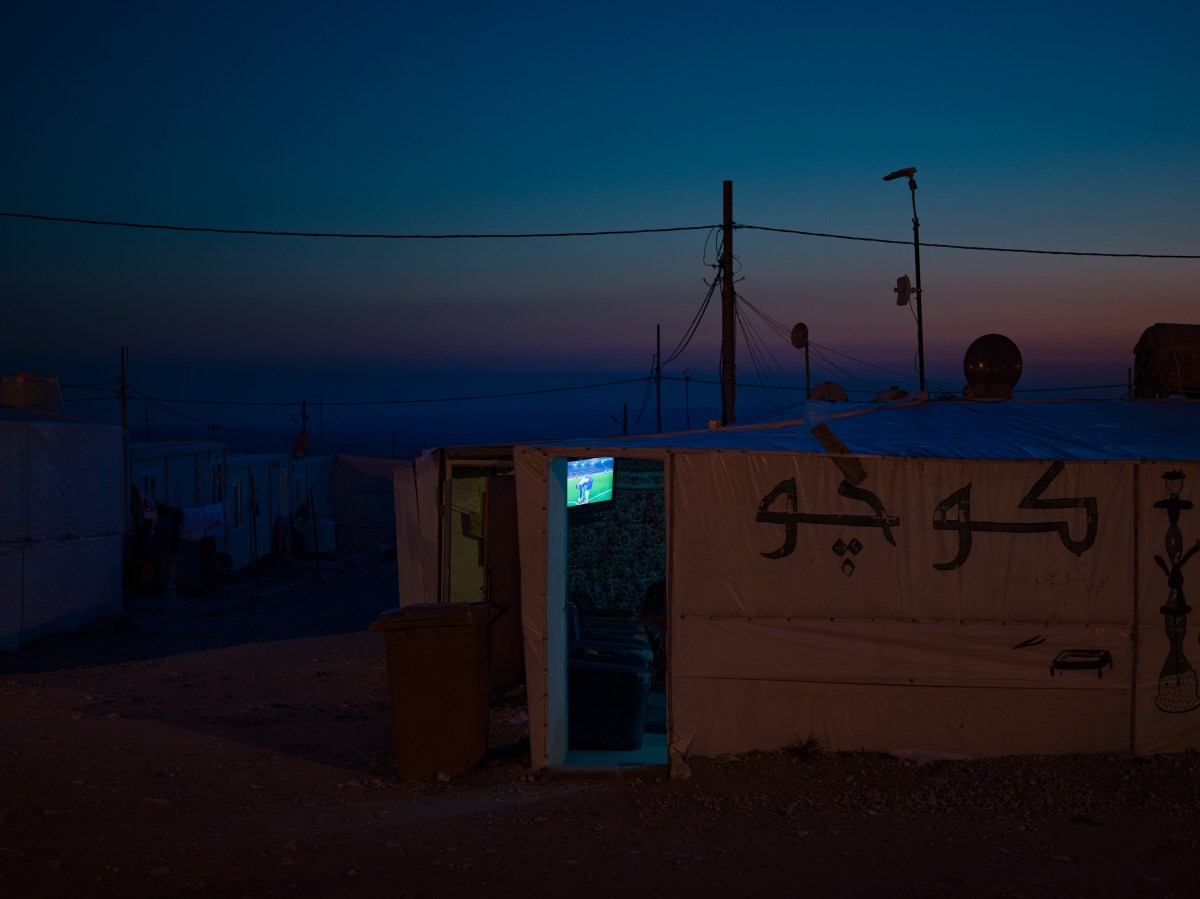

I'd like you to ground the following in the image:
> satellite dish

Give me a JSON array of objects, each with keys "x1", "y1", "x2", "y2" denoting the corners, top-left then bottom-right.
[
  {"x1": 963, "y1": 333, "x2": 1023, "y2": 398},
  {"x1": 810, "y1": 381, "x2": 848, "y2": 402},
  {"x1": 894, "y1": 275, "x2": 912, "y2": 306},
  {"x1": 790, "y1": 322, "x2": 809, "y2": 348}
]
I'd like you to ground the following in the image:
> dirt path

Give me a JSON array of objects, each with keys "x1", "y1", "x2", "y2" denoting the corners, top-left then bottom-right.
[{"x1": 2, "y1": 556, "x2": 1197, "y2": 897}]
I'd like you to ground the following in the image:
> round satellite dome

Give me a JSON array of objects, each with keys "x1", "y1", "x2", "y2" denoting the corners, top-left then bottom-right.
[{"x1": 963, "y1": 334, "x2": 1022, "y2": 397}]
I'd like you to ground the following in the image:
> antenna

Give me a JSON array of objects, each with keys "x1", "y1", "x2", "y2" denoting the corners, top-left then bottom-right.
[
  {"x1": 894, "y1": 275, "x2": 913, "y2": 306},
  {"x1": 883, "y1": 165, "x2": 925, "y2": 392}
]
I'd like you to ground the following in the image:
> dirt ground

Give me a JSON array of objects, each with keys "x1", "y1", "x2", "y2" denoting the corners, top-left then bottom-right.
[{"x1": 2, "y1": 553, "x2": 1198, "y2": 898}]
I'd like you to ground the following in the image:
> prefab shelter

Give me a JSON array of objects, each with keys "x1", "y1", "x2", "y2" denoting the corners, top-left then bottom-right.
[
  {"x1": 127, "y1": 441, "x2": 227, "y2": 593},
  {"x1": 128, "y1": 440, "x2": 226, "y2": 512},
  {"x1": 1, "y1": 405, "x2": 124, "y2": 651},
  {"x1": 289, "y1": 454, "x2": 335, "y2": 555},
  {"x1": 506, "y1": 399, "x2": 1200, "y2": 773},
  {"x1": 393, "y1": 446, "x2": 525, "y2": 693},
  {"x1": 225, "y1": 453, "x2": 289, "y2": 572}
]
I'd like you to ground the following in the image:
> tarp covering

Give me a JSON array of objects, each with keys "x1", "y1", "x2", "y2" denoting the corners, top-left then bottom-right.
[
  {"x1": 668, "y1": 452, "x2": 1141, "y2": 758},
  {"x1": 393, "y1": 453, "x2": 443, "y2": 605},
  {"x1": 0, "y1": 408, "x2": 124, "y2": 542},
  {"x1": 332, "y1": 455, "x2": 407, "y2": 550},
  {"x1": 535, "y1": 398, "x2": 1200, "y2": 461},
  {"x1": 510, "y1": 399, "x2": 1200, "y2": 768},
  {"x1": 1, "y1": 406, "x2": 124, "y2": 651},
  {"x1": 11, "y1": 535, "x2": 123, "y2": 649}
]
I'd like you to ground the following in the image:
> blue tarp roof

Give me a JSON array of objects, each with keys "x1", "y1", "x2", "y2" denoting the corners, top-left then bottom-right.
[{"x1": 529, "y1": 399, "x2": 1200, "y2": 461}]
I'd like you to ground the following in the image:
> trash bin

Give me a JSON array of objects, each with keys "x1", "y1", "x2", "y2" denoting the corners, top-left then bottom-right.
[{"x1": 370, "y1": 603, "x2": 501, "y2": 780}]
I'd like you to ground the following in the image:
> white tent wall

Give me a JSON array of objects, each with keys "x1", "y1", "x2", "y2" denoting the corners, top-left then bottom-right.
[
  {"x1": 392, "y1": 451, "x2": 443, "y2": 606},
  {"x1": 0, "y1": 545, "x2": 21, "y2": 652},
  {"x1": 1, "y1": 418, "x2": 124, "y2": 543},
  {"x1": 415, "y1": 452, "x2": 441, "y2": 601},
  {"x1": 515, "y1": 451, "x2": 569, "y2": 767},
  {"x1": 332, "y1": 455, "x2": 406, "y2": 551},
  {"x1": 18, "y1": 535, "x2": 123, "y2": 645},
  {"x1": 670, "y1": 452, "x2": 1135, "y2": 760},
  {"x1": 1134, "y1": 462, "x2": 1200, "y2": 752},
  {"x1": 393, "y1": 460, "x2": 424, "y2": 604},
  {"x1": 514, "y1": 444, "x2": 1200, "y2": 770},
  {"x1": 1, "y1": 412, "x2": 124, "y2": 651}
]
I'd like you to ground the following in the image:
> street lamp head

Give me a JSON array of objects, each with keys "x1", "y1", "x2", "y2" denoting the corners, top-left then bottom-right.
[{"x1": 883, "y1": 167, "x2": 917, "y2": 181}]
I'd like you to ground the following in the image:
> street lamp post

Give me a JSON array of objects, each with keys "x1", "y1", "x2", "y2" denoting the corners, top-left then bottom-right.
[{"x1": 883, "y1": 166, "x2": 925, "y2": 394}]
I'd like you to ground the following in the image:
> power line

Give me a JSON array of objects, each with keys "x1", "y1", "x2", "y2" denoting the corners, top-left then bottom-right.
[
  {"x1": 0, "y1": 212, "x2": 715, "y2": 240},
  {"x1": 4, "y1": 210, "x2": 1197, "y2": 257},
  {"x1": 738, "y1": 224, "x2": 1200, "y2": 259},
  {"x1": 120, "y1": 376, "x2": 650, "y2": 408}
]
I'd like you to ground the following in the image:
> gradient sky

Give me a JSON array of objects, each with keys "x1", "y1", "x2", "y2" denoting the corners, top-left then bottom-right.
[{"x1": 3, "y1": 0, "x2": 1198, "y2": 451}]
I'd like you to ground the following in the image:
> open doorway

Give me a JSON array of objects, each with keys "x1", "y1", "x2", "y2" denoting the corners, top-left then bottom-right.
[
  {"x1": 562, "y1": 456, "x2": 667, "y2": 766},
  {"x1": 442, "y1": 464, "x2": 524, "y2": 695}
]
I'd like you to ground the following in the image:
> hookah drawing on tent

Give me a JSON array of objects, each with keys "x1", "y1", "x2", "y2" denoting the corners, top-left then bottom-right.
[{"x1": 1152, "y1": 470, "x2": 1200, "y2": 713}]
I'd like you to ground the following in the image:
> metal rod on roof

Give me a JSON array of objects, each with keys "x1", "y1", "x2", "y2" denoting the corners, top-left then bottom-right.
[{"x1": 720, "y1": 180, "x2": 736, "y2": 425}]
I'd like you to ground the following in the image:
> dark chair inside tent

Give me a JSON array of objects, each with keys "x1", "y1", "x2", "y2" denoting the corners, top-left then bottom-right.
[{"x1": 566, "y1": 603, "x2": 654, "y2": 751}]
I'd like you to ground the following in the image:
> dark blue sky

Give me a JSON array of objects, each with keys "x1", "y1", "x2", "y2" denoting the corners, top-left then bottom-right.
[{"x1": 3, "y1": 1, "x2": 1198, "y2": 452}]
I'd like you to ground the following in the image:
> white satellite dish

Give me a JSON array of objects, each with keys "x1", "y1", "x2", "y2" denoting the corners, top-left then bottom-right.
[
  {"x1": 790, "y1": 322, "x2": 809, "y2": 348},
  {"x1": 894, "y1": 275, "x2": 912, "y2": 306}
]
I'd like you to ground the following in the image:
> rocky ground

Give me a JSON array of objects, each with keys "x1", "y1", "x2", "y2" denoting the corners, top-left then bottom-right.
[{"x1": 1, "y1": 553, "x2": 1197, "y2": 898}]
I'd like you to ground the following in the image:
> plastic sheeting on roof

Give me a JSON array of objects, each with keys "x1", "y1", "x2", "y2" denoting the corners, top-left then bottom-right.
[{"x1": 528, "y1": 399, "x2": 1200, "y2": 462}]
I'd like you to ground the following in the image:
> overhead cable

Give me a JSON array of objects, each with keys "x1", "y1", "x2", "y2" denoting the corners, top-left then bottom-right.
[
  {"x1": 738, "y1": 224, "x2": 1199, "y2": 259},
  {"x1": 3, "y1": 211, "x2": 1197, "y2": 257},
  {"x1": 0, "y1": 212, "x2": 715, "y2": 240}
]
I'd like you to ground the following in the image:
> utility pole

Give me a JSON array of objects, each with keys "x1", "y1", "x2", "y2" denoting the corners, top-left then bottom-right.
[
  {"x1": 612, "y1": 404, "x2": 628, "y2": 436},
  {"x1": 883, "y1": 167, "x2": 925, "y2": 393},
  {"x1": 655, "y1": 324, "x2": 662, "y2": 433},
  {"x1": 120, "y1": 346, "x2": 129, "y2": 429},
  {"x1": 720, "y1": 180, "x2": 736, "y2": 425},
  {"x1": 317, "y1": 393, "x2": 324, "y2": 453}
]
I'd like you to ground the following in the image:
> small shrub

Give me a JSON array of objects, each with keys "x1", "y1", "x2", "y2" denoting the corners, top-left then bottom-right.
[{"x1": 783, "y1": 733, "x2": 823, "y2": 758}]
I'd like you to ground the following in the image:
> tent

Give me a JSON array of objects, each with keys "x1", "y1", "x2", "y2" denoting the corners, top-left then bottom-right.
[
  {"x1": 1, "y1": 405, "x2": 124, "y2": 651},
  {"x1": 332, "y1": 455, "x2": 409, "y2": 551},
  {"x1": 392, "y1": 446, "x2": 526, "y2": 694},
  {"x1": 501, "y1": 398, "x2": 1200, "y2": 773}
]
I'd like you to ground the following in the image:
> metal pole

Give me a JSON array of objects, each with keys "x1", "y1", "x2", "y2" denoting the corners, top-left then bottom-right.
[
  {"x1": 805, "y1": 345, "x2": 811, "y2": 400},
  {"x1": 720, "y1": 180, "x2": 736, "y2": 425},
  {"x1": 120, "y1": 346, "x2": 128, "y2": 429},
  {"x1": 655, "y1": 324, "x2": 662, "y2": 433},
  {"x1": 684, "y1": 371, "x2": 691, "y2": 430},
  {"x1": 909, "y1": 179, "x2": 926, "y2": 393}
]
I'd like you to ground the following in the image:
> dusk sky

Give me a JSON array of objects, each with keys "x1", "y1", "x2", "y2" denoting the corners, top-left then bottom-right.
[{"x1": 3, "y1": 1, "x2": 1198, "y2": 453}]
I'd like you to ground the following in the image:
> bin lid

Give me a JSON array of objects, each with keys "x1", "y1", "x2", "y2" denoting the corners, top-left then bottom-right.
[{"x1": 370, "y1": 602, "x2": 495, "y2": 631}]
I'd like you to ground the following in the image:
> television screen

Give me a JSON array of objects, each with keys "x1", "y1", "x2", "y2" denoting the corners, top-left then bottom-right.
[{"x1": 566, "y1": 456, "x2": 614, "y2": 508}]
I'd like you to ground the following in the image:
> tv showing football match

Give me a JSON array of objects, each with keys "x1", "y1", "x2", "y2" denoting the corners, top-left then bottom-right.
[{"x1": 566, "y1": 456, "x2": 614, "y2": 508}]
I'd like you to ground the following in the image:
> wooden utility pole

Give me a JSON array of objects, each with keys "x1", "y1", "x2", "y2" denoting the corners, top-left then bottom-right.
[
  {"x1": 720, "y1": 180, "x2": 736, "y2": 425},
  {"x1": 120, "y1": 346, "x2": 129, "y2": 429},
  {"x1": 655, "y1": 324, "x2": 662, "y2": 433}
]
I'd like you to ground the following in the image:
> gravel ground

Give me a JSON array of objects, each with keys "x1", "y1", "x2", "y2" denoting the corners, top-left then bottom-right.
[{"x1": 1, "y1": 553, "x2": 1197, "y2": 898}]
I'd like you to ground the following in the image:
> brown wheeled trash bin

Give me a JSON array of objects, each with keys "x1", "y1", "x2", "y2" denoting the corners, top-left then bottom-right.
[{"x1": 370, "y1": 603, "x2": 498, "y2": 779}]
